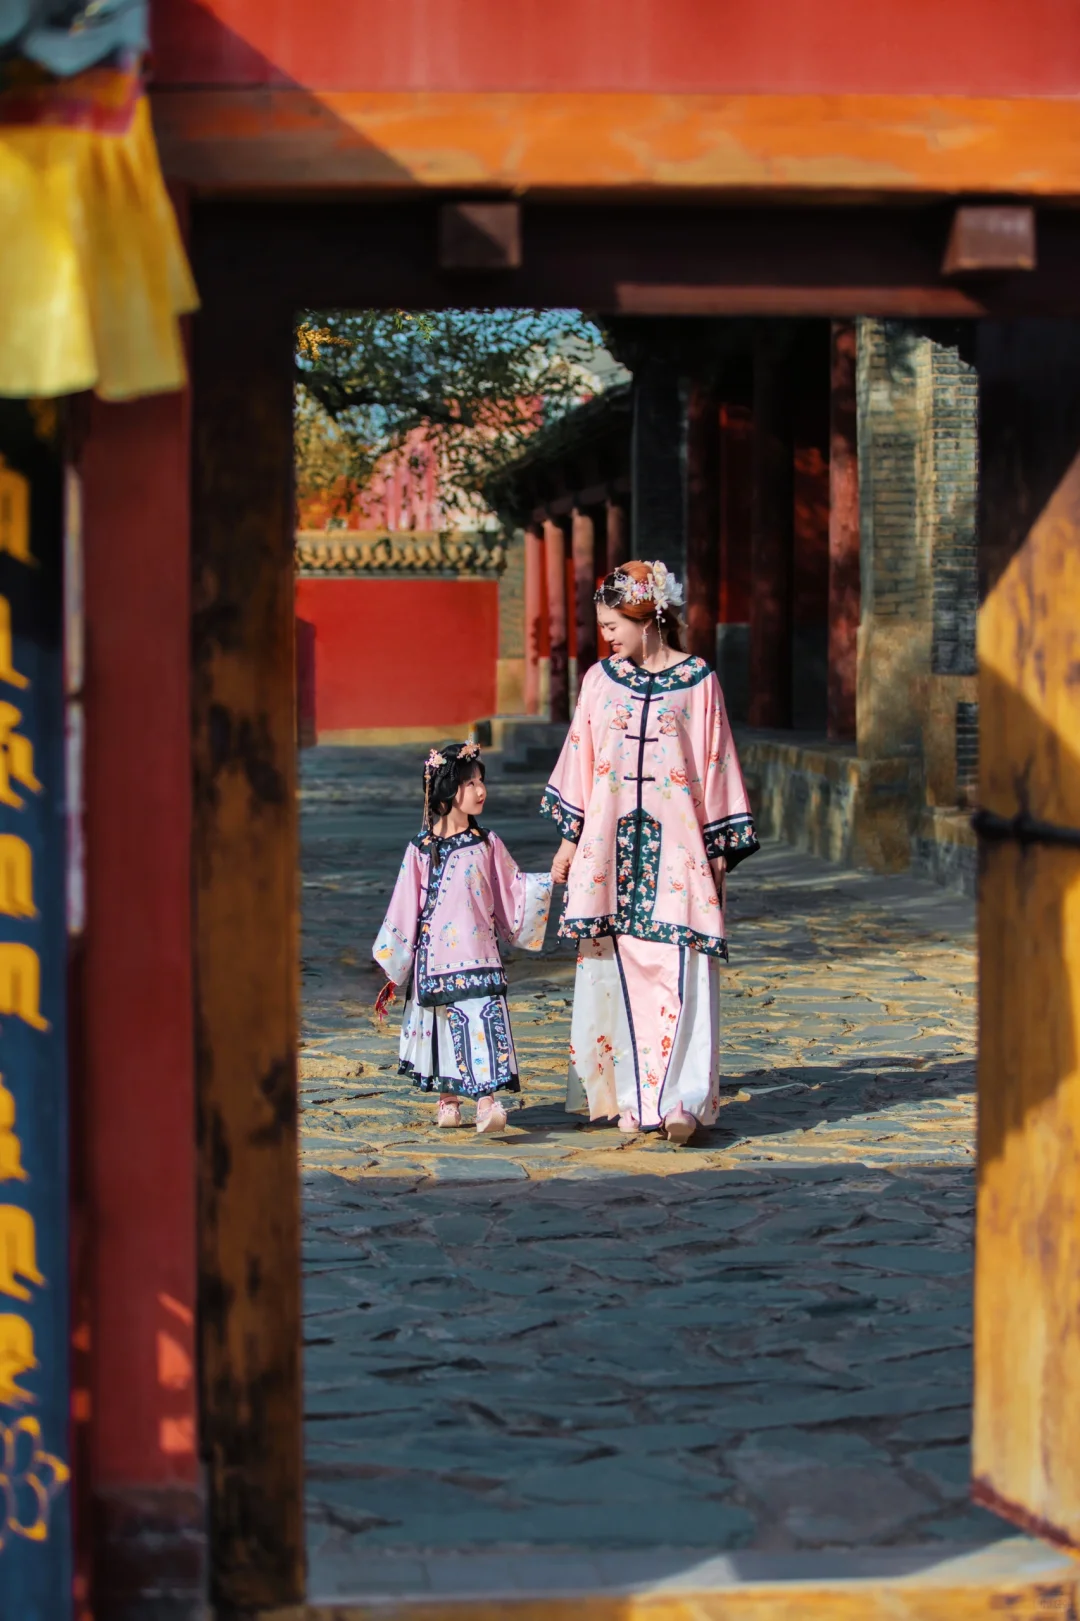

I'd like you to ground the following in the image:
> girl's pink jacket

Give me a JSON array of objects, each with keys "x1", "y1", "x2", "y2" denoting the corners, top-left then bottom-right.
[{"x1": 373, "y1": 827, "x2": 552, "y2": 1007}]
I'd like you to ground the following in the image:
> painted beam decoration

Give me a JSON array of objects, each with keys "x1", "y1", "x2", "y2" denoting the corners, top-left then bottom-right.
[{"x1": 0, "y1": 406, "x2": 71, "y2": 1619}]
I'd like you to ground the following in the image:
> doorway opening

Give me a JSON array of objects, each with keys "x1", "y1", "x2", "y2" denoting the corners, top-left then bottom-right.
[{"x1": 291, "y1": 305, "x2": 990, "y2": 1602}]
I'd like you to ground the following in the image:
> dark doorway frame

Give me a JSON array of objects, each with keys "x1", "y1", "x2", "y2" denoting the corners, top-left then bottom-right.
[{"x1": 190, "y1": 197, "x2": 1080, "y2": 1612}]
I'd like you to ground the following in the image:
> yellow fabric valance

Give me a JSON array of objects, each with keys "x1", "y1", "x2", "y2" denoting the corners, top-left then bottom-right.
[{"x1": 0, "y1": 94, "x2": 198, "y2": 401}]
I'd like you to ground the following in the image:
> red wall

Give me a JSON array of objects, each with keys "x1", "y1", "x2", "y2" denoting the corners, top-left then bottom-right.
[
  {"x1": 296, "y1": 578, "x2": 498, "y2": 734},
  {"x1": 81, "y1": 391, "x2": 197, "y2": 1488},
  {"x1": 153, "y1": 0, "x2": 1080, "y2": 97}
]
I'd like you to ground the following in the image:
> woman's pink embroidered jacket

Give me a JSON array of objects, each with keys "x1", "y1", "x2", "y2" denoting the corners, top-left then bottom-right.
[
  {"x1": 541, "y1": 656, "x2": 758, "y2": 958},
  {"x1": 373, "y1": 827, "x2": 552, "y2": 1006}
]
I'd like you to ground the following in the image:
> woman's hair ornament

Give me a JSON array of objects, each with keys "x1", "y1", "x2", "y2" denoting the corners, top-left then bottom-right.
[{"x1": 594, "y1": 560, "x2": 685, "y2": 614}]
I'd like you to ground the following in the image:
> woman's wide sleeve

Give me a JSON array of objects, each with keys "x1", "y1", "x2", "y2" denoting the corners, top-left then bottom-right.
[
  {"x1": 489, "y1": 835, "x2": 553, "y2": 953},
  {"x1": 372, "y1": 842, "x2": 424, "y2": 984},
  {"x1": 539, "y1": 669, "x2": 596, "y2": 843},
  {"x1": 700, "y1": 674, "x2": 760, "y2": 872}
]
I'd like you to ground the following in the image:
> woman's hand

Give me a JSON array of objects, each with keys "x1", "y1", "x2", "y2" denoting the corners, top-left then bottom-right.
[
  {"x1": 551, "y1": 839, "x2": 578, "y2": 885},
  {"x1": 709, "y1": 854, "x2": 727, "y2": 895}
]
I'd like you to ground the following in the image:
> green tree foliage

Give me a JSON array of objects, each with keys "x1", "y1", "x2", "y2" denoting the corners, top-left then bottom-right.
[{"x1": 295, "y1": 309, "x2": 610, "y2": 521}]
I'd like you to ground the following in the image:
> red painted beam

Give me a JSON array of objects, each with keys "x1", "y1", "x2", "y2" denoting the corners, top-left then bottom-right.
[{"x1": 152, "y1": 0, "x2": 1080, "y2": 97}]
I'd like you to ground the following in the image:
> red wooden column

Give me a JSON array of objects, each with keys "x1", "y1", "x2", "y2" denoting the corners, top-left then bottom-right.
[
  {"x1": 828, "y1": 319, "x2": 860, "y2": 740},
  {"x1": 606, "y1": 499, "x2": 629, "y2": 574},
  {"x1": 523, "y1": 525, "x2": 543, "y2": 715},
  {"x1": 544, "y1": 517, "x2": 569, "y2": 723},
  {"x1": 685, "y1": 380, "x2": 721, "y2": 662},
  {"x1": 750, "y1": 327, "x2": 795, "y2": 729},
  {"x1": 80, "y1": 387, "x2": 203, "y2": 1610},
  {"x1": 571, "y1": 508, "x2": 597, "y2": 680}
]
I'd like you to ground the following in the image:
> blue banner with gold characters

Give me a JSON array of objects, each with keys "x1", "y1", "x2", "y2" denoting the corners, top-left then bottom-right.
[{"x1": 0, "y1": 404, "x2": 71, "y2": 1620}]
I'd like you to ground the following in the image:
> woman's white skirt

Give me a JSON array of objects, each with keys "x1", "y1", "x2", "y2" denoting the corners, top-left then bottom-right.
[
  {"x1": 398, "y1": 992, "x2": 520, "y2": 1098},
  {"x1": 567, "y1": 935, "x2": 722, "y2": 1128}
]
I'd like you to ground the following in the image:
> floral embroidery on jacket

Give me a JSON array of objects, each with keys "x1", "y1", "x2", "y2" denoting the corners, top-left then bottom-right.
[
  {"x1": 703, "y1": 811, "x2": 760, "y2": 871},
  {"x1": 540, "y1": 784, "x2": 584, "y2": 843}
]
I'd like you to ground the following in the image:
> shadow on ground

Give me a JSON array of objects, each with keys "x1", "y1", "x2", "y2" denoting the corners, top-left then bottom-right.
[{"x1": 303, "y1": 1159, "x2": 999, "y2": 1565}]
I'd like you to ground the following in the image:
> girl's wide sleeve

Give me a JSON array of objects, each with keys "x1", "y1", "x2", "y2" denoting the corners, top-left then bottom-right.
[
  {"x1": 372, "y1": 842, "x2": 424, "y2": 983},
  {"x1": 488, "y1": 835, "x2": 553, "y2": 953},
  {"x1": 700, "y1": 673, "x2": 760, "y2": 872},
  {"x1": 539, "y1": 668, "x2": 596, "y2": 843}
]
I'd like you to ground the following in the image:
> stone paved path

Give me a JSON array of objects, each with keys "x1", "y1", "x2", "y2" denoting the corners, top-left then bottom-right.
[{"x1": 299, "y1": 746, "x2": 1003, "y2": 1596}]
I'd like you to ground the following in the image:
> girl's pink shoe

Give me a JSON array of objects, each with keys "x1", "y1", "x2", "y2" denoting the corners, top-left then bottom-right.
[
  {"x1": 437, "y1": 1097, "x2": 462, "y2": 1129},
  {"x1": 476, "y1": 1096, "x2": 507, "y2": 1135},
  {"x1": 618, "y1": 1110, "x2": 642, "y2": 1134},
  {"x1": 662, "y1": 1104, "x2": 697, "y2": 1145}
]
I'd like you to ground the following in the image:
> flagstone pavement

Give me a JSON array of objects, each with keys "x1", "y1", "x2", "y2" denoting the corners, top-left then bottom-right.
[{"x1": 298, "y1": 745, "x2": 1006, "y2": 1599}]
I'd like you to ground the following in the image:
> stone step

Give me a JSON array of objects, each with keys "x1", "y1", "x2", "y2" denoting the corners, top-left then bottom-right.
[
  {"x1": 501, "y1": 745, "x2": 564, "y2": 774},
  {"x1": 474, "y1": 716, "x2": 568, "y2": 775}
]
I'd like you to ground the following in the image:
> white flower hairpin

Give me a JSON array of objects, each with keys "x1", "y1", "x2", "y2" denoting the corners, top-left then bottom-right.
[{"x1": 648, "y1": 561, "x2": 685, "y2": 613}]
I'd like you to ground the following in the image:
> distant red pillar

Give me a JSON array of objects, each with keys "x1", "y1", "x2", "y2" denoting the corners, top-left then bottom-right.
[
  {"x1": 544, "y1": 518, "x2": 569, "y2": 723},
  {"x1": 828, "y1": 319, "x2": 860, "y2": 741},
  {"x1": 685, "y1": 380, "x2": 720, "y2": 662},
  {"x1": 524, "y1": 525, "x2": 543, "y2": 715},
  {"x1": 571, "y1": 509, "x2": 597, "y2": 680},
  {"x1": 750, "y1": 329, "x2": 794, "y2": 729},
  {"x1": 605, "y1": 500, "x2": 629, "y2": 574}
]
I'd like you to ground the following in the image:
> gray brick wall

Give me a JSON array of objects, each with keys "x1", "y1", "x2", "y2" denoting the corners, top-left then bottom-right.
[
  {"x1": 856, "y1": 320, "x2": 930, "y2": 622},
  {"x1": 956, "y1": 699, "x2": 979, "y2": 791},
  {"x1": 929, "y1": 345, "x2": 979, "y2": 675},
  {"x1": 499, "y1": 529, "x2": 525, "y2": 658}
]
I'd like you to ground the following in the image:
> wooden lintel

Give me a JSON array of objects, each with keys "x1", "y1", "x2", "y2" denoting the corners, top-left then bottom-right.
[{"x1": 187, "y1": 197, "x2": 1080, "y2": 319}]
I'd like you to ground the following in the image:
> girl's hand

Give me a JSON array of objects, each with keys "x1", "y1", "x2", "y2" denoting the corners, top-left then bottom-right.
[
  {"x1": 551, "y1": 839, "x2": 578, "y2": 884},
  {"x1": 709, "y1": 854, "x2": 727, "y2": 899}
]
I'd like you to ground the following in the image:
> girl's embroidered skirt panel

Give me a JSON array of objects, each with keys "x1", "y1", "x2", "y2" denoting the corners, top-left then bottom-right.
[{"x1": 399, "y1": 992, "x2": 520, "y2": 1098}]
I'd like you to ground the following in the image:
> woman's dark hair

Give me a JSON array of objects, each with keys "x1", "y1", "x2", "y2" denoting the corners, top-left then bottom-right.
[{"x1": 423, "y1": 743, "x2": 487, "y2": 832}]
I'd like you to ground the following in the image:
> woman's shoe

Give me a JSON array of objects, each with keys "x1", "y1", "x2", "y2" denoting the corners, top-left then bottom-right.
[
  {"x1": 618, "y1": 1110, "x2": 642, "y2": 1134},
  {"x1": 662, "y1": 1105, "x2": 697, "y2": 1145},
  {"x1": 437, "y1": 1097, "x2": 462, "y2": 1129},
  {"x1": 476, "y1": 1096, "x2": 508, "y2": 1135}
]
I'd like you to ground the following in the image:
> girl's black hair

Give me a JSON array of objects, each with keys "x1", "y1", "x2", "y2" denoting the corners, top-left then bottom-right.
[{"x1": 424, "y1": 743, "x2": 487, "y2": 836}]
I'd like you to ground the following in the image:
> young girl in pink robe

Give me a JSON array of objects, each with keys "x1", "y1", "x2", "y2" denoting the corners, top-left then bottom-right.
[
  {"x1": 374, "y1": 742, "x2": 552, "y2": 1134},
  {"x1": 542, "y1": 561, "x2": 758, "y2": 1143}
]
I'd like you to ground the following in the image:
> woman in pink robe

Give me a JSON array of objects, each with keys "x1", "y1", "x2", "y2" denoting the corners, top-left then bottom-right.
[{"x1": 542, "y1": 561, "x2": 758, "y2": 1142}]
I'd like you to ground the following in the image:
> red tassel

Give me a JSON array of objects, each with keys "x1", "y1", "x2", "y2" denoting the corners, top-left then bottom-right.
[{"x1": 374, "y1": 980, "x2": 397, "y2": 1025}]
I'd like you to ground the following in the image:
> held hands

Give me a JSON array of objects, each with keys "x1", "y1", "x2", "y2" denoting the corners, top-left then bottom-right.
[{"x1": 551, "y1": 838, "x2": 578, "y2": 885}]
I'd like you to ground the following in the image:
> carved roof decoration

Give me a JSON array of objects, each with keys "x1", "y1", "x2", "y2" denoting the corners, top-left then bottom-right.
[{"x1": 295, "y1": 530, "x2": 507, "y2": 579}]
